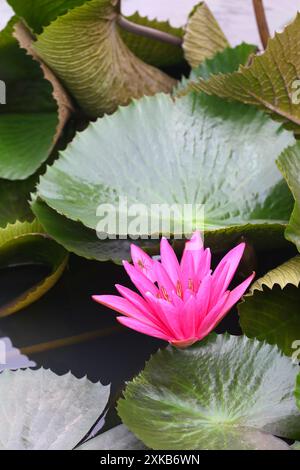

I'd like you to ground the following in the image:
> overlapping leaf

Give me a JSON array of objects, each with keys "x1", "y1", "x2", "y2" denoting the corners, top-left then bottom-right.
[
  {"x1": 118, "y1": 334, "x2": 300, "y2": 450},
  {"x1": 0, "y1": 368, "x2": 109, "y2": 450},
  {"x1": 0, "y1": 19, "x2": 65, "y2": 180},
  {"x1": 0, "y1": 175, "x2": 37, "y2": 228},
  {"x1": 239, "y1": 256, "x2": 300, "y2": 356},
  {"x1": 0, "y1": 219, "x2": 68, "y2": 317},
  {"x1": 188, "y1": 13, "x2": 300, "y2": 130},
  {"x1": 32, "y1": 0, "x2": 176, "y2": 117},
  {"x1": 277, "y1": 142, "x2": 300, "y2": 252},
  {"x1": 34, "y1": 92, "x2": 294, "y2": 260},
  {"x1": 183, "y1": 2, "x2": 229, "y2": 68}
]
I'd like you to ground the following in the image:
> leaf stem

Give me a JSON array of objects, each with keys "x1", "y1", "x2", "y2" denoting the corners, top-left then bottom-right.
[
  {"x1": 117, "y1": 15, "x2": 183, "y2": 47},
  {"x1": 252, "y1": 0, "x2": 270, "y2": 49}
]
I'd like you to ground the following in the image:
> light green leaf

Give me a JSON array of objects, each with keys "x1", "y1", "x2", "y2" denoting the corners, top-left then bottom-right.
[
  {"x1": 118, "y1": 334, "x2": 300, "y2": 450},
  {"x1": 189, "y1": 13, "x2": 300, "y2": 130},
  {"x1": 0, "y1": 219, "x2": 68, "y2": 317},
  {"x1": 35, "y1": 92, "x2": 294, "y2": 253},
  {"x1": 0, "y1": 19, "x2": 60, "y2": 180},
  {"x1": 33, "y1": 0, "x2": 176, "y2": 118},
  {"x1": 277, "y1": 142, "x2": 300, "y2": 252},
  {"x1": 292, "y1": 441, "x2": 300, "y2": 450},
  {"x1": 0, "y1": 368, "x2": 110, "y2": 450},
  {"x1": 239, "y1": 256, "x2": 300, "y2": 356},
  {"x1": 78, "y1": 425, "x2": 145, "y2": 450},
  {"x1": 31, "y1": 197, "x2": 159, "y2": 263},
  {"x1": 183, "y1": 2, "x2": 229, "y2": 68}
]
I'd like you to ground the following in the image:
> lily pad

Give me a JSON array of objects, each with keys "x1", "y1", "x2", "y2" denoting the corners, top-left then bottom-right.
[
  {"x1": 0, "y1": 368, "x2": 110, "y2": 450},
  {"x1": 33, "y1": 0, "x2": 176, "y2": 118},
  {"x1": 239, "y1": 256, "x2": 300, "y2": 356},
  {"x1": 277, "y1": 142, "x2": 300, "y2": 253},
  {"x1": 0, "y1": 219, "x2": 68, "y2": 317},
  {"x1": 118, "y1": 334, "x2": 300, "y2": 450},
  {"x1": 0, "y1": 175, "x2": 37, "y2": 228},
  {"x1": 0, "y1": 19, "x2": 61, "y2": 180},
  {"x1": 35, "y1": 92, "x2": 294, "y2": 251}
]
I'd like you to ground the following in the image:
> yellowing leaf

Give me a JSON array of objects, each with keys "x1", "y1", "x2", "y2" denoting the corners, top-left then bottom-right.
[
  {"x1": 33, "y1": 0, "x2": 176, "y2": 117},
  {"x1": 183, "y1": 2, "x2": 229, "y2": 68},
  {"x1": 189, "y1": 13, "x2": 300, "y2": 129}
]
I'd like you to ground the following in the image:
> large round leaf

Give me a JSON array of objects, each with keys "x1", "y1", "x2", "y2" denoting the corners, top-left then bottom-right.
[
  {"x1": 239, "y1": 256, "x2": 300, "y2": 356},
  {"x1": 78, "y1": 425, "x2": 145, "y2": 450},
  {"x1": 0, "y1": 175, "x2": 37, "y2": 228},
  {"x1": 0, "y1": 368, "x2": 109, "y2": 450},
  {"x1": 118, "y1": 334, "x2": 300, "y2": 450},
  {"x1": 36, "y1": 92, "x2": 294, "y2": 249},
  {"x1": 0, "y1": 19, "x2": 61, "y2": 180},
  {"x1": 277, "y1": 142, "x2": 300, "y2": 253}
]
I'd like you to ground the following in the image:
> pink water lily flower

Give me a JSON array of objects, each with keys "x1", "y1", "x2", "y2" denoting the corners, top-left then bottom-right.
[{"x1": 93, "y1": 232, "x2": 255, "y2": 348}]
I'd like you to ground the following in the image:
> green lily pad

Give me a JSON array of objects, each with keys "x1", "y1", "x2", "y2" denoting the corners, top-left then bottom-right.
[
  {"x1": 35, "y1": 92, "x2": 294, "y2": 249},
  {"x1": 277, "y1": 142, "x2": 300, "y2": 253},
  {"x1": 118, "y1": 334, "x2": 300, "y2": 450},
  {"x1": 239, "y1": 256, "x2": 300, "y2": 356},
  {"x1": 0, "y1": 368, "x2": 109, "y2": 450},
  {"x1": 296, "y1": 373, "x2": 300, "y2": 411},
  {"x1": 33, "y1": 0, "x2": 175, "y2": 118},
  {"x1": 0, "y1": 175, "x2": 37, "y2": 228},
  {"x1": 0, "y1": 219, "x2": 68, "y2": 317},
  {"x1": 0, "y1": 19, "x2": 60, "y2": 180},
  {"x1": 292, "y1": 441, "x2": 300, "y2": 450}
]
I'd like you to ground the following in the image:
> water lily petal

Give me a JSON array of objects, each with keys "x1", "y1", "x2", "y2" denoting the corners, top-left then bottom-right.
[
  {"x1": 123, "y1": 261, "x2": 158, "y2": 297},
  {"x1": 160, "y1": 237, "x2": 180, "y2": 286},
  {"x1": 130, "y1": 244, "x2": 156, "y2": 282},
  {"x1": 92, "y1": 295, "x2": 153, "y2": 325},
  {"x1": 117, "y1": 316, "x2": 170, "y2": 342}
]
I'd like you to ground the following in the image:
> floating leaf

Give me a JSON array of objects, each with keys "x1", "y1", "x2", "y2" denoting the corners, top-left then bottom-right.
[
  {"x1": 31, "y1": 197, "x2": 159, "y2": 263},
  {"x1": 0, "y1": 19, "x2": 61, "y2": 180},
  {"x1": 35, "y1": 92, "x2": 294, "y2": 256},
  {"x1": 118, "y1": 334, "x2": 300, "y2": 450},
  {"x1": 0, "y1": 219, "x2": 68, "y2": 317},
  {"x1": 292, "y1": 441, "x2": 300, "y2": 450},
  {"x1": 0, "y1": 368, "x2": 110, "y2": 450},
  {"x1": 183, "y1": 2, "x2": 229, "y2": 68},
  {"x1": 33, "y1": 0, "x2": 176, "y2": 118},
  {"x1": 277, "y1": 143, "x2": 300, "y2": 252},
  {"x1": 189, "y1": 13, "x2": 300, "y2": 130},
  {"x1": 78, "y1": 425, "x2": 145, "y2": 450},
  {"x1": 239, "y1": 256, "x2": 300, "y2": 356}
]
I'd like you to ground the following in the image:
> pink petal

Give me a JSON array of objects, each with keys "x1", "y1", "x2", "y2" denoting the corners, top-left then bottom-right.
[
  {"x1": 221, "y1": 272, "x2": 255, "y2": 314},
  {"x1": 212, "y1": 243, "x2": 246, "y2": 295},
  {"x1": 92, "y1": 295, "x2": 153, "y2": 325},
  {"x1": 197, "y1": 292, "x2": 230, "y2": 339},
  {"x1": 123, "y1": 261, "x2": 158, "y2": 297},
  {"x1": 117, "y1": 316, "x2": 171, "y2": 342},
  {"x1": 130, "y1": 244, "x2": 156, "y2": 282},
  {"x1": 160, "y1": 237, "x2": 180, "y2": 286},
  {"x1": 154, "y1": 260, "x2": 175, "y2": 299},
  {"x1": 115, "y1": 284, "x2": 161, "y2": 325},
  {"x1": 145, "y1": 292, "x2": 183, "y2": 339}
]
